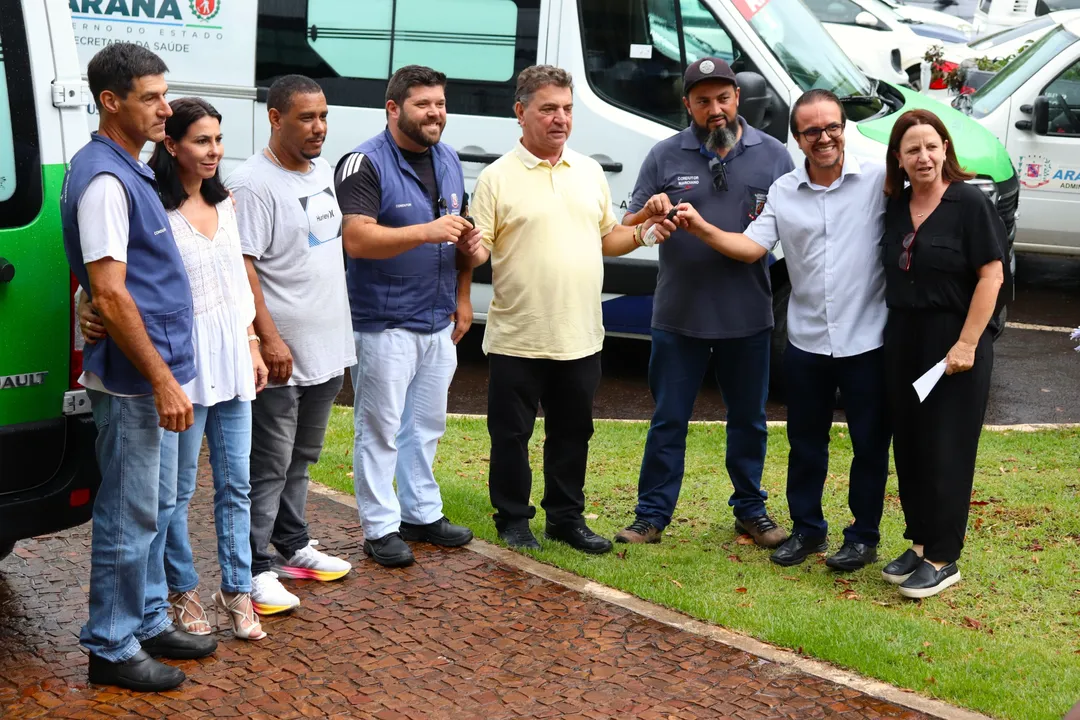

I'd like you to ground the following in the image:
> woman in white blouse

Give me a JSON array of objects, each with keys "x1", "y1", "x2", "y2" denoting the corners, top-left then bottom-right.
[{"x1": 81, "y1": 97, "x2": 269, "y2": 641}]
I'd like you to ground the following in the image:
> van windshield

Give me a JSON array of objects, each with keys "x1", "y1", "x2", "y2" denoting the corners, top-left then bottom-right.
[
  {"x1": 966, "y1": 26, "x2": 1079, "y2": 117},
  {"x1": 738, "y1": 0, "x2": 875, "y2": 96},
  {"x1": 969, "y1": 15, "x2": 1054, "y2": 50}
]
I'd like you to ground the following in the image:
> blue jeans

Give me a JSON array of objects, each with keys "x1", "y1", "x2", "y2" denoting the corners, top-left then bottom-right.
[
  {"x1": 158, "y1": 399, "x2": 254, "y2": 595},
  {"x1": 784, "y1": 343, "x2": 891, "y2": 545},
  {"x1": 81, "y1": 391, "x2": 176, "y2": 662},
  {"x1": 635, "y1": 328, "x2": 771, "y2": 530}
]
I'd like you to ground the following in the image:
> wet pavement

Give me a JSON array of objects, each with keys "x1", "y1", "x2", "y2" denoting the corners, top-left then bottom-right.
[
  {"x1": 0, "y1": 469, "x2": 934, "y2": 720},
  {"x1": 339, "y1": 254, "x2": 1080, "y2": 426}
]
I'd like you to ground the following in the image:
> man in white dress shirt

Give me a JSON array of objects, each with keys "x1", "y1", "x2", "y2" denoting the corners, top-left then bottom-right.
[{"x1": 674, "y1": 88, "x2": 891, "y2": 572}]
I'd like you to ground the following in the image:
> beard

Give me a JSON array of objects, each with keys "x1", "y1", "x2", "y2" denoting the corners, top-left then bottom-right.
[
  {"x1": 398, "y1": 112, "x2": 443, "y2": 148},
  {"x1": 705, "y1": 121, "x2": 739, "y2": 154}
]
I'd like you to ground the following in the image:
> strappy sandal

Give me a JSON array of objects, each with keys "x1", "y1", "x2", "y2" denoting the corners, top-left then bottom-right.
[
  {"x1": 168, "y1": 589, "x2": 212, "y2": 636},
  {"x1": 212, "y1": 590, "x2": 267, "y2": 641}
]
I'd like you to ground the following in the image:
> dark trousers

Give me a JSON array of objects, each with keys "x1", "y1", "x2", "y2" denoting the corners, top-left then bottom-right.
[
  {"x1": 783, "y1": 343, "x2": 891, "y2": 545},
  {"x1": 635, "y1": 328, "x2": 770, "y2": 531},
  {"x1": 248, "y1": 375, "x2": 344, "y2": 574},
  {"x1": 885, "y1": 311, "x2": 993, "y2": 564},
  {"x1": 487, "y1": 352, "x2": 602, "y2": 530}
]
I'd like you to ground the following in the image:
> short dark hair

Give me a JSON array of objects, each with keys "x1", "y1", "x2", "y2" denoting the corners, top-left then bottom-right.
[
  {"x1": 266, "y1": 74, "x2": 323, "y2": 114},
  {"x1": 789, "y1": 89, "x2": 847, "y2": 138},
  {"x1": 385, "y1": 65, "x2": 447, "y2": 107},
  {"x1": 884, "y1": 109, "x2": 973, "y2": 198},
  {"x1": 86, "y1": 43, "x2": 168, "y2": 111},
  {"x1": 515, "y1": 65, "x2": 573, "y2": 107},
  {"x1": 148, "y1": 97, "x2": 230, "y2": 211}
]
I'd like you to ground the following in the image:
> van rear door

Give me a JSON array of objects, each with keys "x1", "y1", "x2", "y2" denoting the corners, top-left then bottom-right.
[{"x1": 0, "y1": 0, "x2": 73, "y2": 496}]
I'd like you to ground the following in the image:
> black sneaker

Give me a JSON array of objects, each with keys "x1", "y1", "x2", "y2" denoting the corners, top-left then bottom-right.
[
  {"x1": 400, "y1": 516, "x2": 474, "y2": 547},
  {"x1": 545, "y1": 522, "x2": 613, "y2": 555},
  {"x1": 498, "y1": 522, "x2": 540, "y2": 550},
  {"x1": 899, "y1": 560, "x2": 961, "y2": 599},
  {"x1": 364, "y1": 532, "x2": 415, "y2": 567},
  {"x1": 769, "y1": 533, "x2": 829, "y2": 567},
  {"x1": 882, "y1": 548, "x2": 923, "y2": 585},
  {"x1": 825, "y1": 541, "x2": 878, "y2": 572},
  {"x1": 88, "y1": 649, "x2": 186, "y2": 692}
]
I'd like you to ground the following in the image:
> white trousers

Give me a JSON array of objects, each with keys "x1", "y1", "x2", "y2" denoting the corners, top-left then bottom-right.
[{"x1": 351, "y1": 326, "x2": 457, "y2": 539}]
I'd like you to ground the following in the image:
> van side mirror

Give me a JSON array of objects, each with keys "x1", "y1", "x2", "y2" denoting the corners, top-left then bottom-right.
[
  {"x1": 1032, "y1": 95, "x2": 1049, "y2": 135},
  {"x1": 855, "y1": 11, "x2": 880, "y2": 27}
]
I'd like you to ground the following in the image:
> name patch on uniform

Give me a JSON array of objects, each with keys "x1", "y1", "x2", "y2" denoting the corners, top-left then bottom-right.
[{"x1": 676, "y1": 175, "x2": 700, "y2": 189}]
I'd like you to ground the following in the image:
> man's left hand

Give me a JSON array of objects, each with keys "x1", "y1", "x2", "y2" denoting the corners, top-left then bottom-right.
[
  {"x1": 457, "y1": 226, "x2": 484, "y2": 258},
  {"x1": 451, "y1": 298, "x2": 473, "y2": 344}
]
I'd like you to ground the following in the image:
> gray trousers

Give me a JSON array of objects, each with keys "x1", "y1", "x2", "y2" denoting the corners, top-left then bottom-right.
[{"x1": 248, "y1": 374, "x2": 343, "y2": 575}]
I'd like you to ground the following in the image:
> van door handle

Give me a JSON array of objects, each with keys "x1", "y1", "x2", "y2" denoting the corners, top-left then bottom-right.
[
  {"x1": 598, "y1": 161, "x2": 623, "y2": 173},
  {"x1": 0, "y1": 258, "x2": 14, "y2": 283}
]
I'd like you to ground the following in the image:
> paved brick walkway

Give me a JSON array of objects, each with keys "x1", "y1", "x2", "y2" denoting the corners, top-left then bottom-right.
[{"x1": 0, "y1": 471, "x2": 932, "y2": 720}]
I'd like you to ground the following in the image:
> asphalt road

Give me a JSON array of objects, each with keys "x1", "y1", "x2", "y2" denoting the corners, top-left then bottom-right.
[{"x1": 337, "y1": 254, "x2": 1080, "y2": 426}]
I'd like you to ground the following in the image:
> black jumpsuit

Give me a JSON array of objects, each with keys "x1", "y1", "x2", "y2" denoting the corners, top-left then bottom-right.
[{"x1": 880, "y1": 181, "x2": 1005, "y2": 564}]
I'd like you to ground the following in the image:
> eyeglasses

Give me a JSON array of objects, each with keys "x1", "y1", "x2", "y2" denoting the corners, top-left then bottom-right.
[
  {"x1": 708, "y1": 156, "x2": 728, "y2": 192},
  {"x1": 796, "y1": 123, "x2": 845, "y2": 143},
  {"x1": 899, "y1": 232, "x2": 916, "y2": 271}
]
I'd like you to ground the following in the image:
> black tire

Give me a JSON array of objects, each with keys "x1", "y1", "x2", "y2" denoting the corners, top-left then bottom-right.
[
  {"x1": 769, "y1": 279, "x2": 791, "y2": 402},
  {"x1": 0, "y1": 541, "x2": 14, "y2": 563}
]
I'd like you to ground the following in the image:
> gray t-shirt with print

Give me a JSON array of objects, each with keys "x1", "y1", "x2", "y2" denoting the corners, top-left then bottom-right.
[{"x1": 227, "y1": 152, "x2": 356, "y2": 386}]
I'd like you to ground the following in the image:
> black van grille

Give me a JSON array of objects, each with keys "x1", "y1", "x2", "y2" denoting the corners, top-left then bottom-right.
[{"x1": 996, "y1": 174, "x2": 1019, "y2": 237}]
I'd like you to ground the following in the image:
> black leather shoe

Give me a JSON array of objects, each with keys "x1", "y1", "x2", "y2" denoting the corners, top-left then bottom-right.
[
  {"x1": 400, "y1": 516, "x2": 474, "y2": 547},
  {"x1": 88, "y1": 649, "x2": 186, "y2": 692},
  {"x1": 825, "y1": 541, "x2": 878, "y2": 572},
  {"x1": 364, "y1": 532, "x2": 416, "y2": 567},
  {"x1": 498, "y1": 522, "x2": 541, "y2": 550},
  {"x1": 882, "y1": 548, "x2": 923, "y2": 585},
  {"x1": 545, "y1": 522, "x2": 613, "y2": 555},
  {"x1": 899, "y1": 560, "x2": 961, "y2": 599},
  {"x1": 139, "y1": 626, "x2": 217, "y2": 660},
  {"x1": 769, "y1": 533, "x2": 829, "y2": 567}
]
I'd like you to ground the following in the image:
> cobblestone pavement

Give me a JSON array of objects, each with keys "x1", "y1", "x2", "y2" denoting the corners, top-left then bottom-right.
[{"x1": 1, "y1": 471, "x2": 933, "y2": 720}]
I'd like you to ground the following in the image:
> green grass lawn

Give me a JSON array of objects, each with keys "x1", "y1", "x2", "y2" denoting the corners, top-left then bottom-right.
[{"x1": 310, "y1": 409, "x2": 1080, "y2": 720}]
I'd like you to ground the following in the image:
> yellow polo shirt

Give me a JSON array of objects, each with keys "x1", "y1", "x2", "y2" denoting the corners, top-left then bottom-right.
[{"x1": 470, "y1": 142, "x2": 618, "y2": 361}]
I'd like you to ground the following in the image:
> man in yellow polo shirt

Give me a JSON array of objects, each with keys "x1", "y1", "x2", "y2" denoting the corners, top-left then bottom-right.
[{"x1": 469, "y1": 65, "x2": 677, "y2": 554}]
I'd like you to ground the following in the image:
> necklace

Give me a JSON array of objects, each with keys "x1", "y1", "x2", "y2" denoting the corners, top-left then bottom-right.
[{"x1": 265, "y1": 144, "x2": 284, "y2": 168}]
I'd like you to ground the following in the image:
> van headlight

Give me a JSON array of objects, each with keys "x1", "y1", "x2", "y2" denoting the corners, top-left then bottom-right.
[{"x1": 967, "y1": 176, "x2": 998, "y2": 206}]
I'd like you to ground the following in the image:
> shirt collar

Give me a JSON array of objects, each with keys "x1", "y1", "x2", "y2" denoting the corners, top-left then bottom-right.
[
  {"x1": 90, "y1": 132, "x2": 156, "y2": 181},
  {"x1": 514, "y1": 140, "x2": 572, "y2": 169},
  {"x1": 679, "y1": 116, "x2": 761, "y2": 152},
  {"x1": 795, "y1": 152, "x2": 863, "y2": 189}
]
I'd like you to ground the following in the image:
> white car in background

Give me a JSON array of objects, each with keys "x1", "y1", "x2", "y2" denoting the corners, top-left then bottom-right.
[
  {"x1": 804, "y1": 0, "x2": 968, "y2": 86},
  {"x1": 974, "y1": 0, "x2": 1080, "y2": 34},
  {"x1": 880, "y1": 0, "x2": 976, "y2": 38}
]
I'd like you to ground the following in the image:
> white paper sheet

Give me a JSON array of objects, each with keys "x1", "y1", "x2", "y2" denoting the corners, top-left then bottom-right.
[
  {"x1": 913, "y1": 358, "x2": 947, "y2": 403},
  {"x1": 629, "y1": 44, "x2": 654, "y2": 59}
]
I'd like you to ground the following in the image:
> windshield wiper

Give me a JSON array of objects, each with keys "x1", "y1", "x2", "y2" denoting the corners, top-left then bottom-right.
[{"x1": 838, "y1": 79, "x2": 881, "y2": 103}]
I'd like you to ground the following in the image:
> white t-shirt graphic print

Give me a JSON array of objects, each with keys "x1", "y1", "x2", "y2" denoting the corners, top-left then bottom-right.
[{"x1": 227, "y1": 153, "x2": 355, "y2": 387}]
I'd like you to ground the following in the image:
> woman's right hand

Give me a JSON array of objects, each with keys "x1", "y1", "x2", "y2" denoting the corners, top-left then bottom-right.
[{"x1": 78, "y1": 290, "x2": 108, "y2": 344}]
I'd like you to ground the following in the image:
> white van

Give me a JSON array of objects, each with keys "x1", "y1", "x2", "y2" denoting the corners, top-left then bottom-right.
[
  {"x1": 61, "y1": 0, "x2": 1019, "y2": 378},
  {"x1": 974, "y1": 0, "x2": 1080, "y2": 34},
  {"x1": 953, "y1": 14, "x2": 1080, "y2": 255}
]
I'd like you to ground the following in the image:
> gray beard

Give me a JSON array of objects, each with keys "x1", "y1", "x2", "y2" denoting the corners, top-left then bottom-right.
[{"x1": 705, "y1": 123, "x2": 738, "y2": 154}]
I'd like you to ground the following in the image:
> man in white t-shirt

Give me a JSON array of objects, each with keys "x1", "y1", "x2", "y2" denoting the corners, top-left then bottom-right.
[{"x1": 227, "y1": 75, "x2": 356, "y2": 615}]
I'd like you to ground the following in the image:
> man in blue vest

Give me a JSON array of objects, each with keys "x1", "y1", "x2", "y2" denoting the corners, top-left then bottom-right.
[
  {"x1": 335, "y1": 65, "x2": 483, "y2": 567},
  {"x1": 60, "y1": 43, "x2": 217, "y2": 693}
]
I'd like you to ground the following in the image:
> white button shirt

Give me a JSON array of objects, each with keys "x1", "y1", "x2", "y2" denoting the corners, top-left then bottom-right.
[{"x1": 745, "y1": 155, "x2": 888, "y2": 358}]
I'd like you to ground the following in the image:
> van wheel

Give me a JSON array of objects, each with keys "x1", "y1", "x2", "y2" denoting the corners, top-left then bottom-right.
[
  {"x1": 0, "y1": 541, "x2": 13, "y2": 563},
  {"x1": 769, "y1": 280, "x2": 791, "y2": 402}
]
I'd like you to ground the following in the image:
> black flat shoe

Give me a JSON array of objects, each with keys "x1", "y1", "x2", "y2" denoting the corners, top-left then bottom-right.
[
  {"x1": 545, "y1": 522, "x2": 613, "y2": 555},
  {"x1": 882, "y1": 548, "x2": 923, "y2": 585},
  {"x1": 140, "y1": 626, "x2": 217, "y2": 660},
  {"x1": 769, "y1": 533, "x2": 828, "y2": 567},
  {"x1": 400, "y1": 516, "x2": 474, "y2": 547},
  {"x1": 825, "y1": 541, "x2": 878, "y2": 572},
  {"x1": 364, "y1": 532, "x2": 415, "y2": 567},
  {"x1": 899, "y1": 560, "x2": 961, "y2": 599},
  {"x1": 88, "y1": 649, "x2": 186, "y2": 692},
  {"x1": 498, "y1": 522, "x2": 541, "y2": 550}
]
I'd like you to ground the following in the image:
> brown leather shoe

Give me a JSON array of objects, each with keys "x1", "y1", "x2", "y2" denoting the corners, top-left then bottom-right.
[
  {"x1": 614, "y1": 518, "x2": 662, "y2": 544},
  {"x1": 734, "y1": 514, "x2": 789, "y2": 549}
]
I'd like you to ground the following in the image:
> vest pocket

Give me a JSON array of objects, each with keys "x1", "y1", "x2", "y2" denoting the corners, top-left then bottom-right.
[
  {"x1": 376, "y1": 270, "x2": 424, "y2": 319},
  {"x1": 142, "y1": 307, "x2": 194, "y2": 368}
]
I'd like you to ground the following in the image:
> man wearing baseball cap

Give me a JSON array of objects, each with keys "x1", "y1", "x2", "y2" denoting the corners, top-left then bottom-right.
[{"x1": 615, "y1": 57, "x2": 794, "y2": 548}]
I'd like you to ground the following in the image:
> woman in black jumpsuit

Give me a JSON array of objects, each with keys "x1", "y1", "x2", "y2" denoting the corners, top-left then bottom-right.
[{"x1": 879, "y1": 109, "x2": 1005, "y2": 599}]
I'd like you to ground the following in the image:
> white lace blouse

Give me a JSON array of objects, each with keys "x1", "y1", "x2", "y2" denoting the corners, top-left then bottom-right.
[{"x1": 170, "y1": 198, "x2": 257, "y2": 407}]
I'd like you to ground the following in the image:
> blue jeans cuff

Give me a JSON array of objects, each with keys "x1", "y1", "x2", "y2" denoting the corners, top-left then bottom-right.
[
  {"x1": 91, "y1": 637, "x2": 142, "y2": 664},
  {"x1": 135, "y1": 617, "x2": 174, "y2": 644}
]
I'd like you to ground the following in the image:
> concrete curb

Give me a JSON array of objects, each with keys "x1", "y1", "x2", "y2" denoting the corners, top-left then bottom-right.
[{"x1": 311, "y1": 483, "x2": 994, "y2": 720}]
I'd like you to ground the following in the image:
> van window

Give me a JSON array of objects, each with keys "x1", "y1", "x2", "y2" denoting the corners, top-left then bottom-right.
[
  {"x1": 255, "y1": 0, "x2": 540, "y2": 117},
  {"x1": 969, "y1": 15, "x2": 1053, "y2": 50},
  {"x1": 0, "y1": 5, "x2": 42, "y2": 228},
  {"x1": 969, "y1": 26, "x2": 1079, "y2": 118},
  {"x1": 1044, "y1": 57, "x2": 1080, "y2": 135},
  {"x1": 578, "y1": 0, "x2": 751, "y2": 129}
]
